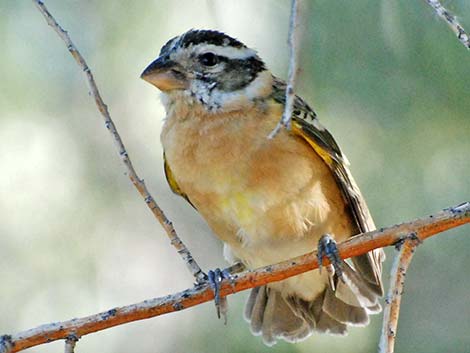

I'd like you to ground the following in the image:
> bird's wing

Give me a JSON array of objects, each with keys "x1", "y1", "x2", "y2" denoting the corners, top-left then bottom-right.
[{"x1": 271, "y1": 78, "x2": 384, "y2": 294}]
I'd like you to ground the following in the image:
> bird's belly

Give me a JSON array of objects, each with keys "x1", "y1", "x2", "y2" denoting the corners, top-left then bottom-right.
[
  {"x1": 196, "y1": 175, "x2": 347, "y2": 301},
  {"x1": 229, "y1": 236, "x2": 329, "y2": 301}
]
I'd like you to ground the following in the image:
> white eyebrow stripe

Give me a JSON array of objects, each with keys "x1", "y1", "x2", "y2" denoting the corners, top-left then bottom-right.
[{"x1": 192, "y1": 43, "x2": 257, "y2": 59}]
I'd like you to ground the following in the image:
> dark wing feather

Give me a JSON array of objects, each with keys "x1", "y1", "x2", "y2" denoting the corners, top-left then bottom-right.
[{"x1": 271, "y1": 77, "x2": 384, "y2": 294}]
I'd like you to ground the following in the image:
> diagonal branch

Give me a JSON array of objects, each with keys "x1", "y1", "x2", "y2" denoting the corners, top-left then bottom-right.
[
  {"x1": 32, "y1": 0, "x2": 206, "y2": 283},
  {"x1": 379, "y1": 234, "x2": 421, "y2": 353},
  {"x1": 1, "y1": 202, "x2": 469, "y2": 353},
  {"x1": 424, "y1": 0, "x2": 470, "y2": 49}
]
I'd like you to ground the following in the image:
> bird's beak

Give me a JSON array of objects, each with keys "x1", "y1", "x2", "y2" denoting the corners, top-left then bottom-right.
[{"x1": 140, "y1": 56, "x2": 188, "y2": 91}]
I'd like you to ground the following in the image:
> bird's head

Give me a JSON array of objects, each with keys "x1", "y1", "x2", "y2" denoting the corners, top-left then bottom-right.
[{"x1": 141, "y1": 29, "x2": 273, "y2": 112}]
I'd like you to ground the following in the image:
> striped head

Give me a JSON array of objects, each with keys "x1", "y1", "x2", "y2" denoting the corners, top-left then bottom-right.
[{"x1": 141, "y1": 30, "x2": 273, "y2": 112}]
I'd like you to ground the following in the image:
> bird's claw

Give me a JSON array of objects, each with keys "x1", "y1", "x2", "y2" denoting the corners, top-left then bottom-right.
[
  {"x1": 317, "y1": 234, "x2": 344, "y2": 282},
  {"x1": 207, "y1": 268, "x2": 233, "y2": 324}
]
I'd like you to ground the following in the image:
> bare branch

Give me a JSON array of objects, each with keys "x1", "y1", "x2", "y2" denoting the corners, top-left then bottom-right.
[
  {"x1": 2, "y1": 202, "x2": 469, "y2": 353},
  {"x1": 268, "y1": 0, "x2": 302, "y2": 138},
  {"x1": 379, "y1": 234, "x2": 421, "y2": 353},
  {"x1": 424, "y1": 0, "x2": 470, "y2": 49},
  {"x1": 32, "y1": 0, "x2": 206, "y2": 283}
]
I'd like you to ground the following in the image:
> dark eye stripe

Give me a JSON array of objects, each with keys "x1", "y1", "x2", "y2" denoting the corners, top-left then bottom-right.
[{"x1": 214, "y1": 56, "x2": 267, "y2": 91}]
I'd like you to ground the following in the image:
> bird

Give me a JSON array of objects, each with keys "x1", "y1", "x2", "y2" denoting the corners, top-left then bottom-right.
[{"x1": 141, "y1": 29, "x2": 385, "y2": 346}]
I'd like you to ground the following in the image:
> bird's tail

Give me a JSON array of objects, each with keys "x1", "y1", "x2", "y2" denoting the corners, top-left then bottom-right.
[{"x1": 244, "y1": 261, "x2": 382, "y2": 346}]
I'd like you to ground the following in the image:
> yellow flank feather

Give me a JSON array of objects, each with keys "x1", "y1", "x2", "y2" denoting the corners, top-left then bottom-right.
[{"x1": 163, "y1": 154, "x2": 193, "y2": 207}]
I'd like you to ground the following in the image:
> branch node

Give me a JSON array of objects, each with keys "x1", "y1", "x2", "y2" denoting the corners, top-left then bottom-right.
[
  {"x1": 64, "y1": 335, "x2": 78, "y2": 353},
  {"x1": 100, "y1": 308, "x2": 118, "y2": 321},
  {"x1": 173, "y1": 302, "x2": 184, "y2": 311},
  {"x1": 0, "y1": 335, "x2": 13, "y2": 353},
  {"x1": 119, "y1": 150, "x2": 128, "y2": 158},
  {"x1": 394, "y1": 232, "x2": 422, "y2": 250},
  {"x1": 447, "y1": 201, "x2": 470, "y2": 214},
  {"x1": 65, "y1": 334, "x2": 79, "y2": 343}
]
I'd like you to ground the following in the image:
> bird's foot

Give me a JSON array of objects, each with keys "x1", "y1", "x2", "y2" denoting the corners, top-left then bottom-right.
[
  {"x1": 317, "y1": 234, "x2": 344, "y2": 282},
  {"x1": 195, "y1": 263, "x2": 245, "y2": 323},
  {"x1": 199, "y1": 267, "x2": 237, "y2": 324}
]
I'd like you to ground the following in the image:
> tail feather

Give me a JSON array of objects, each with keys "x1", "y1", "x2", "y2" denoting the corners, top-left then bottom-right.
[
  {"x1": 245, "y1": 286, "x2": 267, "y2": 335},
  {"x1": 245, "y1": 287, "x2": 312, "y2": 345},
  {"x1": 244, "y1": 286, "x2": 260, "y2": 325},
  {"x1": 310, "y1": 290, "x2": 348, "y2": 335},
  {"x1": 365, "y1": 303, "x2": 382, "y2": 314},
  {"x1": 322, "y1": 287, "x2": 369, "y2": 326},
  {"x1": 245, "y1": 263, "x2": 382, "y2": 346},
  {"x1": 335, "y1": 261, "x2": 381, "y2": 307},
  {"x1": 351, "y1": 251, "x2": 385, "y2": 296}
]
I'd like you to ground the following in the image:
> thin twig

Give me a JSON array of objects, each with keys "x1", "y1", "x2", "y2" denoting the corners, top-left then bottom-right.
[
  {"x1": 2, "y1": 202, "x2": 469, "y2": 353},
  {"x1": 424, "y1": 0, "x2": 470, "y2": 49},
  {"x1": 64, "y1": 336, "x2": 78, "y2": 353},
  {"x1": 268, "y1": 0, "x2": 301, "y2": 138},
  {"x1": 32, "y1": 0, "x2": 206, "y2": 283},
  {"x1": 379, "y1": 234, "x2": 421, "y2": 353}
]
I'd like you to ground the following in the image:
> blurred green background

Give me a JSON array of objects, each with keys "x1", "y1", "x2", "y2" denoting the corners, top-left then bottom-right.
[{"x1": 1, "y1": 1, "x2": 469, "y2": 352}]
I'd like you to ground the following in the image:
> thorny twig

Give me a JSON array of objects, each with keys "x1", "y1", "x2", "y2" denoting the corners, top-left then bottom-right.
[
  {"x1": 32, "y1": 0, "x2": 206, "y2": 283},
  {"x1": 1, "y1": 203, "x2": 469, "y2": 353},
  {"x1": 269, "y1": 0, "x2": 301, "y2": 138},
  {"x1": 424, "y1": 0, "x2": 470, "y2": 49},
  {"x1": 379, "y1": 234, "x2": 422, "y2": 353}
]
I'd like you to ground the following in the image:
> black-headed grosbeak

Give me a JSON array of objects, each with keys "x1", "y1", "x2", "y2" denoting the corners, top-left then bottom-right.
[{"x1": 141, "y1": 30, "x2": 384, "y2": 346}]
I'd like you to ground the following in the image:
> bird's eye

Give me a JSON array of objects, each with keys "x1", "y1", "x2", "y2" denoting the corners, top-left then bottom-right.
[{"x1": 199, "y1": 52, "x2": 218, "y2": 66}]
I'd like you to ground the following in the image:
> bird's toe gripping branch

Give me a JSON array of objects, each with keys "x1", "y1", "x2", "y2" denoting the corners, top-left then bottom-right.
[
  {"x1": 206, "y1": 268, "x2": 234, "y2": 324},
  {"x1": 317, "y1": 234, "x2": 344, "y2": 281}
]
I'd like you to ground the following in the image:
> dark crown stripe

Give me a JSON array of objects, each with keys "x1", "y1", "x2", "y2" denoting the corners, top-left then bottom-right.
[{"x1": 180, "y1": 30, "x2": 246, "y2": 49}]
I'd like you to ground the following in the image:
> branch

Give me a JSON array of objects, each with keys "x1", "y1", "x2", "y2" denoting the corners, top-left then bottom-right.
[
  {"x1": 379, "y1": 234, "x2": 421, "y2": 353},
  {"x1": 268, "y1": 0, "x2": 301, "y2": 138},
  {"x1": 424, "y1": 0, "x2": 470, "y2": 49},
  {"x1": 1, "y1": 202, "x2": 469, "y2": 353},
  {"x1": 32, "y1": 0, "x2": 206, "y2": 283}
]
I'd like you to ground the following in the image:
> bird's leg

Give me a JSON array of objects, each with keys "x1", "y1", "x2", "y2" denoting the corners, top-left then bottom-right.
[
  {"x1": 207, "y1": 268, "x2": 228, "y2": 322},
  {"x1": 203, "y1": 262, "x2": 246, "y2": 324},
  {"x1": 223, "y1": 261, "x2": 246, "y2": 277},
  {"x1": 317, "y1": 234, "x2": 344, "y2": 282}
]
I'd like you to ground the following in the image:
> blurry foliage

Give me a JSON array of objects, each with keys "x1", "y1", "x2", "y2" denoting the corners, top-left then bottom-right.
[{"x1": 0, "y1": 1, "x2": 469, "y2": 352}]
